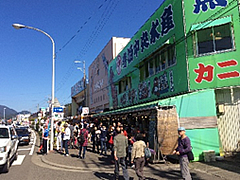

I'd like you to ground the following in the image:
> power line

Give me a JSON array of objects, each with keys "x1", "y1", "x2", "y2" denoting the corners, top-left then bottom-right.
[
  {"x1": 57, "y1": 0, "x2": 108, "y2": 54},
  {"x1": 55, "y1": 0, "x2": 119, "y2": 100}
]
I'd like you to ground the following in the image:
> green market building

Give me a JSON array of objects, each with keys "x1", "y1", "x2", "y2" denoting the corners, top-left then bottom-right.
[{"x1": 97, "y1": 0, "x2": 240, "y2": 161}]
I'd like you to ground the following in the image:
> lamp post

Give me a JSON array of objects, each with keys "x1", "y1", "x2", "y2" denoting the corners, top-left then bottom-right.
[
  {"x1": 75, "y1": 60, "x2": 86, "y2": 107},
  {"x1": 12, "y1": 23, "x2": 56, "y2": 151},
  {"x1": 3, "y1": 108, "x2": 6, "y2": 121}
]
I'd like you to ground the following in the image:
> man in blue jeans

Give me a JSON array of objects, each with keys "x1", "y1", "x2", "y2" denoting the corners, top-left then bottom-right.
[{"x1": 114, "y1": 126, "x2": 129, "y2": 180}]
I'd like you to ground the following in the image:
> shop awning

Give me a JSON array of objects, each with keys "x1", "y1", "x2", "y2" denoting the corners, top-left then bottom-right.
[
  {"x1": 94, "y1": 99, "x2": 160, "y2": 117},
  {"x1": 190, "y1": 16, "x2": 231, "y2": 31}
]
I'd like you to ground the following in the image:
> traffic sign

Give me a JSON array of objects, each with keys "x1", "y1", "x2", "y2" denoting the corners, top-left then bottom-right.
[
  {"x1": 53, "y1": 107, "x2": 63, "y2": 112},
  {"x1": 82, "y1": 107, "x2": 89, "y2": 115}
]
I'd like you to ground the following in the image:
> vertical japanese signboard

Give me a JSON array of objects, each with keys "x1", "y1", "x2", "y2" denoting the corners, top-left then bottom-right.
[{"x1": 108, "y1": 0, "x2": 188, "y2": 109}]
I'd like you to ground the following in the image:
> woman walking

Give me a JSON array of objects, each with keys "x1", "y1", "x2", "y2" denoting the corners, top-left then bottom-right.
[{"x1": 131, "y1": 134, "x2": 146, "y2": 180}]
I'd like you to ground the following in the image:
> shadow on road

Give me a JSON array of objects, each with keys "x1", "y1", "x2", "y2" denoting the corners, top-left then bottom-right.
[{"x1": 196, "y1": 152, "x2": 240, "y2": 175}]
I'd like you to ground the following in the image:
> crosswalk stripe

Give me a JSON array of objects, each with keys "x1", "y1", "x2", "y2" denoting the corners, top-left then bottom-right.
[{"x1": 12, "y1": 155, "x2": 25, "y2": 166}]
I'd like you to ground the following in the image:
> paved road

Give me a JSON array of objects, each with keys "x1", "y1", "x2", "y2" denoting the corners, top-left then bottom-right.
[{"x1": 0, "y1": 131, "x2": 238, "y2": 180}]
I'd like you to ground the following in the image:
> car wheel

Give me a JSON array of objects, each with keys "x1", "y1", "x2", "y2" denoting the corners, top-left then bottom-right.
[{"x1": 2, "y1": 158, "x2": 10, "y2": 173}]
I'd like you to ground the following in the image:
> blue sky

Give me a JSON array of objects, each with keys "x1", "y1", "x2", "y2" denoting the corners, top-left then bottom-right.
[{"x1": 0, "y1": 0, "x2": 164, "y2": 112}]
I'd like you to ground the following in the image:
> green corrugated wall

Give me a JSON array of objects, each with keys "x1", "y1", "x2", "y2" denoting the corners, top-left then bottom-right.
[{"x1": 158, "y1": 89, "x2": 220, "y2": 161}]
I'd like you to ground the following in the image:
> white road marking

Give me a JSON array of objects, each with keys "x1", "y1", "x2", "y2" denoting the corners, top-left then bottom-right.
[
  {"x1": 18, "y1": 148, "x2": 32, "y2": 151},
  {"x1": 29, "y1": 130, "x2": 36, "y2": 155},
  {"x1": 12, "y1": 155, "x2": 25, "y2": 166}
]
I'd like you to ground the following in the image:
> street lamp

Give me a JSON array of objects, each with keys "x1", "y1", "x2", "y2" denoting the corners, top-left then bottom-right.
[
  {"x1": 3, "y1": 108, "x2": 6, "y2": 121},
  {"x1": 12, "y1": 23, "x2": 56, "y2": 151},
  {"x1": 75, "y1": 60, "x2": 86, "y2": 107}
]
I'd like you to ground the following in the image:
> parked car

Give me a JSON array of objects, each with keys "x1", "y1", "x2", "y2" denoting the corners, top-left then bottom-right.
[
  {"x1": 0, "y1": 125, "x2": 19, "y2": 173},
  {"x1": 15, "y1": 126, "x2": 30, "y2": 145}
]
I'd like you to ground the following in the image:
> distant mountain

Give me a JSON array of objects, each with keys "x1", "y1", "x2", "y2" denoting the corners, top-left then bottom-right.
[
  {"x1": 18, "y1": 110, "x2": 31, "y2": 115},
  {"x1": 0, "y1": 105, "x2": 31, "y2": 119},
  {"x1": 0, "y1": 105, "x2": 18, "y2": 119}
]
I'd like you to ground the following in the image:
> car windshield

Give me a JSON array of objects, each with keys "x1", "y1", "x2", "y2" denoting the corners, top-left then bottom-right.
[
  {"x1": 0, "y1": 128, "x2": 9, "y2": 138},
  {"x1": 16, "y1": 128, "x2": 29, "y2": 135}
]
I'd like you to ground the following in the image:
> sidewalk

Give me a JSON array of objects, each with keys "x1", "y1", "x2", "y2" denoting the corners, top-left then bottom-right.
[
  {"x1": 39, "y1": 146, "x2": 240, "y2": 179},
  {"x1": 41, "y1": 148, "x2": 116, "y2": 171},
  {"x1": 189, "y1": 154, "x2": 240, "y2": 179},
  {"x1": 34, "y1": 131, "x2": 240, "y2": 180}
]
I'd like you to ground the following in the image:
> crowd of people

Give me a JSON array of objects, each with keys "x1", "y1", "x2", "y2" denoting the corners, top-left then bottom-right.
[
  {"x1": 41, "y1": 120, "x2": 192, "y2": 180},
  {"x1": 53, "y1": 121, "x2": 149, "y2": 162}
]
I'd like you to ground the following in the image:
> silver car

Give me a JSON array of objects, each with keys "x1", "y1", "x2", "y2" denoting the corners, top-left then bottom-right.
[{"x1": 0, "y1": 125, "x2": 19, "y2": 173}]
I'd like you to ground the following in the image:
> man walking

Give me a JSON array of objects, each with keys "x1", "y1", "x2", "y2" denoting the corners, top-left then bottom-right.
[
  {"x1": 114, "y1": 126, "x2": 129, "y2": 180},
  {"x1": 173, "y1": 127, "x2": 192, "y2": 180}
]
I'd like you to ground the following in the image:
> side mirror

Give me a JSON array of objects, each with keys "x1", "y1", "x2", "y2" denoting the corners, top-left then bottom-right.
[{"x1": 11, "y1": 135, "x2": 18, "y2": 140}]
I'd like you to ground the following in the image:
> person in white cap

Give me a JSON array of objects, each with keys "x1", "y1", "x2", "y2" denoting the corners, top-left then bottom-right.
[{"x1": 173, "y1": 127, "x2": 192, "y2": 180}]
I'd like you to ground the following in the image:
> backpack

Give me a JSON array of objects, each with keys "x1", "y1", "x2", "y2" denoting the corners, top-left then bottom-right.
[
  {"x1": 77, "y1": 130, "x2": 85, "y2": 144},
  {"x1": 144, "y1": 147, "x2": 151, "y2": 158}
]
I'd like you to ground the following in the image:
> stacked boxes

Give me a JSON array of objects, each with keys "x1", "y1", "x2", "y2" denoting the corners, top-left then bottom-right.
[{"x1": 203, "y1": 150, "x2": 216, "y2": 162}]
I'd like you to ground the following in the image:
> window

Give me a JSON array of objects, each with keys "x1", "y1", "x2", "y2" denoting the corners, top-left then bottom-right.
[
  {"x1": 140, "y1": 65, "x2": 145, "y2": 82},
  {"x1": 195, "y1": 23, "x2": 233, "y2": 55},
  {"x1": 118, "y1": 77, "x2": 132, "y2": 94},
  {"x1": 139, "y1": 42, "x2": 176, "y2": 81},
  {"x1": 215, "y1": 24, "x2": 233, "y2": 51},
  {"x1": 160, "y1": 51, "x2": 167, "y2": 70},
  {"x1": 149, "y1": 58, "x2": 154, "y2": 76},
  {"x1": 0, "y1": 128, "x2": 9, "y2": 138},
  {"x1": 168, "y1": 44, "x2": 176, "y2": 66},
  {"x1": 155, "y1": 55, "x2": 161, "y2": 73}
]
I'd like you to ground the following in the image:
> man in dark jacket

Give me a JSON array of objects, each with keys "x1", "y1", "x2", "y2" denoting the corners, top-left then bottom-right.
[
  {"x1": 114, "y1": 126, "x2": 129, "y2": 180},
  {"x1": 173, "y1": 127, "x2": 192, "y2": 180}
]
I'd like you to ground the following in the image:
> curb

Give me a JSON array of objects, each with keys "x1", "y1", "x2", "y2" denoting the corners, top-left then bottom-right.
[
  {"x1": 40, "y1": 155, "x2": 115, "y2": 172},
  {"x1": 40, "y1": 154, "x2": 180, "y2": 172}
]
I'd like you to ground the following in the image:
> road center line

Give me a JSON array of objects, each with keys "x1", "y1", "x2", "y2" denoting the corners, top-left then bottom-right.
[{"x1": 29, "y1": 130, "x2": 36, "y2": 156}]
